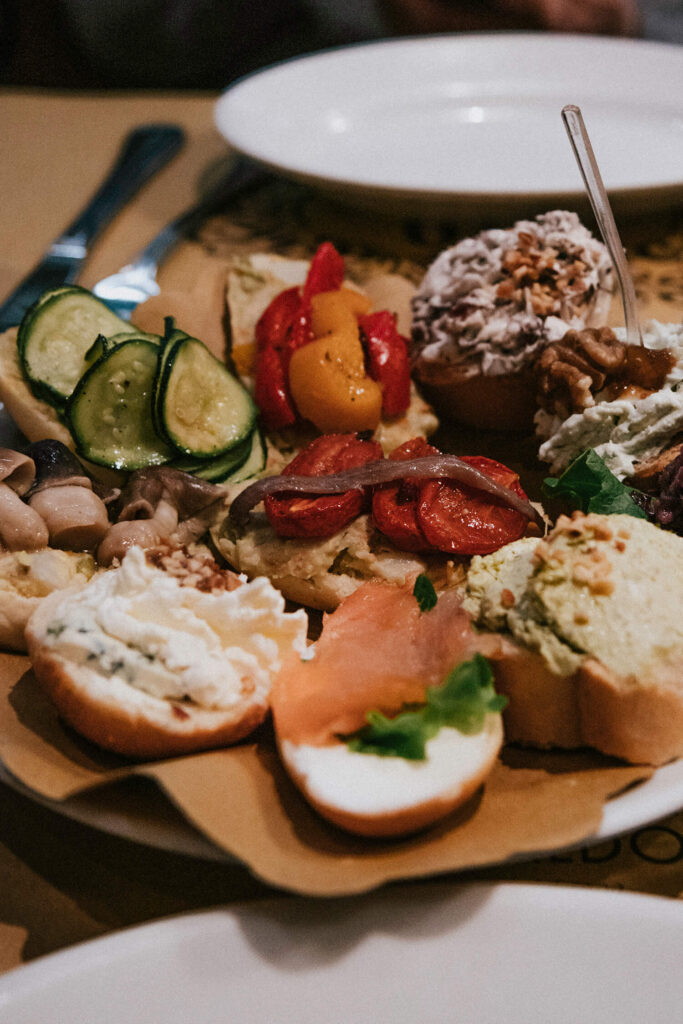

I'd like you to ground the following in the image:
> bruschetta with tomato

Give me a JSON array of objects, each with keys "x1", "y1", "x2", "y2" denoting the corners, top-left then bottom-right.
[{"x1": 212, "y1": 431, "x2": 543, "y2": 612}]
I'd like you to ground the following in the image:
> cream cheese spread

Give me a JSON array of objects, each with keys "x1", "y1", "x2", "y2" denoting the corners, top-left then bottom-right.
[
  {"x1": 465, "y1": 513, "x2": 683, "y2": 680},
  {"x1": 37, "y1": 546, "x2": 308, "y2": 709}
]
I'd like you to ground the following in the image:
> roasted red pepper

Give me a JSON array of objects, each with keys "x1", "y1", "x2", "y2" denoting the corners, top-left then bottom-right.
[
  {"x1": 253, "y1": 344, "x2": 297, "y2": 430},
  {"x1": 254, "y1": 242, "x2": 411, "y2": 431},
  {"x1": 302, "y1": 241, "x2": 345, "y2": 303},
  {"x1": 358, "y1": 310, "x2": 411, "y2": 418},
  {"x1": 254, "y1": 245, "x2": 345, "y2": 430},
  {"x1": 255, "y1": 286, "x2": 300, "y2": 352}
]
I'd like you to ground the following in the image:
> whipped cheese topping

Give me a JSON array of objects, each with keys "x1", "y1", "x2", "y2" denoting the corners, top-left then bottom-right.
[
  {"x1": 411, "y1": 210, "x2": 613, "y2": 377},
  {"x1": 38, "y1": 546, "x2": 308, "y2": 709},
  {"x1": 537, "y1": 320, "x2": 683, "y2": 477}
]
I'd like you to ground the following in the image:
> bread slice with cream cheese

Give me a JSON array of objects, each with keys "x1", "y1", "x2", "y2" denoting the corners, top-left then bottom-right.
[
  {"x1": 464, "y1": 512, "x2": 683, "y2": 765},
  {"x1": 26, "y1": 544, "x2": 308, "y2": 758}
]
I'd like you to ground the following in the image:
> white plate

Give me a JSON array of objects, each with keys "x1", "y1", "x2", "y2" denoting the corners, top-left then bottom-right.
[
  {"x1": 1, "y1": 883, "x2": 681, "y2": 1023},
  {"x1": 215, "y1": 33, "x2": 683, "y2": 212}
]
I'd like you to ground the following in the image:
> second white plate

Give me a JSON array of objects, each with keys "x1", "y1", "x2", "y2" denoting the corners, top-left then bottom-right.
[
  {"x1": 215, "y1": 33, "x2": 683, "y2": 210},
  {"x1": 1, "y1": 883, "x2": 682, "y2": 1023}
]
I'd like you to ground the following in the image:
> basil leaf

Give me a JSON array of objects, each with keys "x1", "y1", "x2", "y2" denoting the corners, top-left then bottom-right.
[
  {"x1": 413, "y1": 573, "x2": 437, "y2": 612},
  {"x1": 543, "y1": 449, "x2": 648, "y2": 519},
  {"x1": 344, "y1": 654, "x2": 507, "y2": 760}
]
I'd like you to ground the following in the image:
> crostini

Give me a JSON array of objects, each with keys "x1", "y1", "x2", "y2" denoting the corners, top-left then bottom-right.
[
  {"x1": 271, "y1": 579, "x2": 506, "y2": 837},
  {"x1": 464, "y1": 511, "x2": 683, "y2": 765},
  {"x1": 26, "y1": 544, "x2": 308, "y2": 758}
]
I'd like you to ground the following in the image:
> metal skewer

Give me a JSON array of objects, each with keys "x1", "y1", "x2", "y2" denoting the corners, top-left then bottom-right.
[{"x1": 562, "y1": 104, "x2": 642, "y2": 347}]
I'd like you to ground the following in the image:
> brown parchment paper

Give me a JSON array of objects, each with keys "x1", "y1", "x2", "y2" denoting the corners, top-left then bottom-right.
[{"x1": 0, "y1": 652, "x2": 651, "y2": 897}]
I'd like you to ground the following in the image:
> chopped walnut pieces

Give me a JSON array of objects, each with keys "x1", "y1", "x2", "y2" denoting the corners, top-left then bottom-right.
[
  {"x1": 571, "y1": 549, "x2": 614, "y2": 596},
  {"x1": 145, "y1": 544, "x2": 242, "y2": 593},
  {"x1": 534, "y1": 326, "x2": 627, "y2": 417},
  {"x1": 496, "y1": 231, "x2": 591, "y2": 318},
  {"x1": 591, "y1": 521, "x2": 614, "y2": 542},
  {"x1": 532, "y1": 538, "x2": 552, "y2": 565}
]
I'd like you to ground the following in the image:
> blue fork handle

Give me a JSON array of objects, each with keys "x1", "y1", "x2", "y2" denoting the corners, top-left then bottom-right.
[{"x1": 60, "y1": 124, "x2": 185, "y2": 247}]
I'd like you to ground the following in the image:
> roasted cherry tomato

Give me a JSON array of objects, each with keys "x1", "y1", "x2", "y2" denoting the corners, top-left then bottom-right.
[
  {"x1": 416, "y1": 455, "x2": 529, "y2": 556},
  {"x1": 371, "y1": 437, "x2": 439, "y2": 552},
  {"x1": 264, "y1": 433, "x2": 384, "y2": 539},
  {"x1": 358, "y1": 310, "x2": 411, "y2": 418}
]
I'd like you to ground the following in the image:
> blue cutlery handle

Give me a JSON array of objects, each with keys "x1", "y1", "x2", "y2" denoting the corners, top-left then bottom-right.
[{"x1": 62, "y1": 124, "x2": 185, "y2": 245}]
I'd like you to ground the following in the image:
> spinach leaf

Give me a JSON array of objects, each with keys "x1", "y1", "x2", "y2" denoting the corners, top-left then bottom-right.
[{"x1": 542, "y1": 449, "x2": 648, "y2": 518}]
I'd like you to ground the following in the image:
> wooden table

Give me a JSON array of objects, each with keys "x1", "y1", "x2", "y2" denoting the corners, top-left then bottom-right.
[{"x1": 0, "y1": 89, "x2": 682, "y2": 977}]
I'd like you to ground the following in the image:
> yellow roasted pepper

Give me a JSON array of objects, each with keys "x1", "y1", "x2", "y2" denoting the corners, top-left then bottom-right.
[
  {"x1": 310, "y1": 288, "x2": 372, "y2": 336},
  {"x1": 288, "y1": 325, "x2": 382, "y2": 433},
  {"x1": 287, "y1": 287, "x2": 381, "y2": 432}
]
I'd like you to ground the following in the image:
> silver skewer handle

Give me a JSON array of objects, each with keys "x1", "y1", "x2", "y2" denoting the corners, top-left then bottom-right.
[{"x1": 562, "y1": 104, "x2": 642, "y2": 347}]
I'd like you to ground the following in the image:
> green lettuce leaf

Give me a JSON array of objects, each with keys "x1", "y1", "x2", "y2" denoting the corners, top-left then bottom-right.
[
  {"x1": 542, "y1": 449, "x2": 648, "y2": 518},
  {"x1": 345, "y1": 654, "x2": 507, "y2": 760}
]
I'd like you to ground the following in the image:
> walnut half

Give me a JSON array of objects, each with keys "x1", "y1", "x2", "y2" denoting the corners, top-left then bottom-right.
[{"x1": 534, "y1": 327, "x2": 627, "y2": 418}]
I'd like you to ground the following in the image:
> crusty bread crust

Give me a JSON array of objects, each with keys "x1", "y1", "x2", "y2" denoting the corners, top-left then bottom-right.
[
  {"x1": 0, "y1": 328, "x2": 72, "y2": 447},
  {"x1": 0, "y1": 327, "x2": 122, "y2": 486},
  {"x1": 489, "y1": 641, "x2": 583, "y2": 750},
  {"x1": 253, "y1": 571, "x2": 359, "y2": 613},
  {"x1": 578, "y1": 657, "x2": 683, "y2": 766},
  {"x1": 0, "y1": 591, "x2": 42, "y2": 652},
  {"x1": 26, "y1": 642, "x2": 269, "y2": 760},
  {"x1": 278, "y1": 718, "x2": 503, "y2": 838},
  {"x1": 490, "y1": 640, "x2": 683, "y2": 766}
]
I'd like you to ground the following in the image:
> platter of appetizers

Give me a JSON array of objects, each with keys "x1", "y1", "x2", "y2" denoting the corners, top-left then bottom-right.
[
  {"x1": 214, "y1": 34, "x2": 683, "y2": 210},
  {"x1": 0, "y1": 212, "x2": 682, "y2": 889}
]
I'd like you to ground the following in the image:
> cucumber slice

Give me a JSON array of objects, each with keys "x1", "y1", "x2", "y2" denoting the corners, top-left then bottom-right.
[
  {"x1": 18, "y1": 285, "x2": 131, "y2": 404},
  {"x1": 172, "y1": 433, "x2": 253, "y2": 481},
  {"x1": 83, "y1": 333, "x2": 110, "y2": 365},
  {"x1": 107, "y1": 329, "x2": 162, "y2": 347},
  {"x1": 84, "y1": 329, "x2": 161, "y2": 365},
  {"x1": 151, "y1": 326, "x2": 189, "y2": 441},
  {"x1": 67, "y1": 339, "x2": 173, "y2": 470},
  {"x1": 224, "y1": 428, "x2": 267, "y2": 483},
  {"x1": 155, "y1": 334, "x2": 257, "y2": 458}
]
